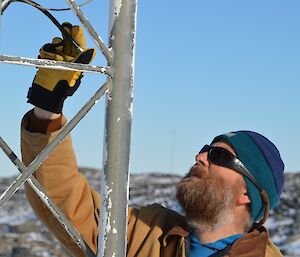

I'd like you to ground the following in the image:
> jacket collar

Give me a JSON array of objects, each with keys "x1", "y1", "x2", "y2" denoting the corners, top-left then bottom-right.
[
  {"x1": 163, "y1": 223, "x2": 269, "y2": 257},
  {"x1": 163, "y1": 223, "x2": 189, "y2": 247}
]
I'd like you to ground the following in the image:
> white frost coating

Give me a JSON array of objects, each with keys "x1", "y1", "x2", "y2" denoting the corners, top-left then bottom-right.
[
  {"x1": 129, "y1": 11, "x2": 137, "y2": 117},
  {"x1": 99, "y1": 171, "x2": 109, "y2": 257},
  {"x1": 0, "y1": 55, "x2": 107, "y2": 73},
  {"x1": 99, "y1": 167, "x2": 115, "y2": 256},
  {"x1": 107, "y1": 92, "x2": 112, "y2": 102},
  {"x1": 106, "y1": 213, "x2": 112, "y2": 233},
  {"x1": 129, "y1": 101, "x2": 133, "y2": 116},
  {"x1": 113, "y1": 0, "x2": 122, "y2": 17},
  {"x1": 108, "y1": 189, "x2": 113, "y2": 209},
  {"x1": 109, "y1": 0, "x2": 123, "y2": 33}
]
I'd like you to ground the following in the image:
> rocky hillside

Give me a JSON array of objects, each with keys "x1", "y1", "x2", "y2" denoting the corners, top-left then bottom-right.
[{"x1": 0, "y1": 169, "x2": 299, "y2": 257}]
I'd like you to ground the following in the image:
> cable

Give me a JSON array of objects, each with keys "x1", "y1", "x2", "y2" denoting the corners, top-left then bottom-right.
[
  {"x1": 15, "y1": 0, "x2": 94, "y2": 12},
  {"x1": 2, "y1": 0, "x2": 89, "y2": 52}
]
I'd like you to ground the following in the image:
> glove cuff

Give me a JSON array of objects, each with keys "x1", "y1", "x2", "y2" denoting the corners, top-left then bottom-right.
[{"x1": 27, "y1": 83, "x2": 67, "y2": 114}]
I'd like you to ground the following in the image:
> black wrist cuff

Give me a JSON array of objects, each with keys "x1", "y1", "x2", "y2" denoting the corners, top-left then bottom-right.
[
  {"x1": 27, "y1": 83, "x2": 66, "y2": 114},
  {"x1": 27, "y1": 73, "x2": 83, "y2": 114}
]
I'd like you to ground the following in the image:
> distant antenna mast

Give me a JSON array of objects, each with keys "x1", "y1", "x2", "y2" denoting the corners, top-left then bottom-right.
[{"x1": 170, "y1": 129, "x2": 176, "y2": 173}]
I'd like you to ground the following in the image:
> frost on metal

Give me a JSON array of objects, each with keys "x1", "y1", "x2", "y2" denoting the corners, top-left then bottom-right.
[
  {"x1": 108, "y1": 0, "x2": 123, "y2": 35},
  {"x1": 99, "y1": 172, "x2": 114, "y2": 257},
  {"x1": 0, "y1": 54, "x2": 111, "y2": 74},
  {"x1": 113, "y1": 0, "x2": 122, "y2": 18}
]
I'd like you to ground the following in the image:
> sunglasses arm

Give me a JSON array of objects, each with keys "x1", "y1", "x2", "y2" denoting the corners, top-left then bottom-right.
[
  {"x1": 233, "y1": 160, "x2": 271, "y2": 230},
  {"x1": 234, "y1": 160, "x2": 258, "y2": 185}
]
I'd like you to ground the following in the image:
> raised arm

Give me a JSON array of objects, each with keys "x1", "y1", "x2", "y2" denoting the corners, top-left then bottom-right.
[{"x1": 21, "y1": 22, "x2": 99, "y2": 256}]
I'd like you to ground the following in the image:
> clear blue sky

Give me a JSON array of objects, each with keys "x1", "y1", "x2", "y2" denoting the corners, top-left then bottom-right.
[{"x1": 0, "y1": 0, "x2": 300, "y2": 177}]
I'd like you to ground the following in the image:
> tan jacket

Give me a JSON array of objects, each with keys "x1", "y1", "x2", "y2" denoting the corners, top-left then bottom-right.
[{"x1": 21, "y1": 113, "x2": 283, "y2": 257}]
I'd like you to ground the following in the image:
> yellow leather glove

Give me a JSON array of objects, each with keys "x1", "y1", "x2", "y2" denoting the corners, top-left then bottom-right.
[{"x1": 27, "y1": 22, "x2": 96, "y2": 113}]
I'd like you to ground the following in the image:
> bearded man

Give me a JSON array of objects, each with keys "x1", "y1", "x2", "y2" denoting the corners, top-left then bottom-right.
[
  {"x1": 176, "y1": 136, "x2": 284, "y2": 256},
  {"x1": 22, "y1": 23, "x2": 284, "y2": 257}
]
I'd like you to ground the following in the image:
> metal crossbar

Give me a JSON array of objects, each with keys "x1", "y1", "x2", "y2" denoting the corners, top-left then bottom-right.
[
  {"x1": 65, "y1": 0, "x2": 113, "y2": 64},
  {"x1": 0, "y1": 54, "x2": 113, "y2": 75},
  {"x1": 0, "y1": 137, "x2": 87, "y2": 251},
  {"x1": 0, "y1": 0, "x2": 137, "y2": 256},
  {"x1": 0, "y1": 81, "x2": 109, "y2": 208},
  {"x1": 0, "y1": 80, "x2": 109, "y2": 256}
]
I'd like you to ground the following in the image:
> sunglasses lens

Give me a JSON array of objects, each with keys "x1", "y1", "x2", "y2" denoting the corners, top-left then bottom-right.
[
  {"x1": 199, "y1": 145, "x2": 210, "y2": 154},
  {"x1": 208, "y1": 148, "x2": 233, "y2": 165}
]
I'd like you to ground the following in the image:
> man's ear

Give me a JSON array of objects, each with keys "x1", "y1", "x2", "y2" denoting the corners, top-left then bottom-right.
[{"x1": 237, "y1": 194, "x2": 251, "y2": 205}]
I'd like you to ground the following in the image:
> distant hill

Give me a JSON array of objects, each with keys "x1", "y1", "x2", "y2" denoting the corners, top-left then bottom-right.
[{"x1": 0, "y1": 170, "x2": 299, "y2": 257}]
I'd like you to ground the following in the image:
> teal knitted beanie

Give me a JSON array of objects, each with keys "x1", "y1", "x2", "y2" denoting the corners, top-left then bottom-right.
[{"x1": 212, "y1": 131, "x2": 285, "y2": 222}]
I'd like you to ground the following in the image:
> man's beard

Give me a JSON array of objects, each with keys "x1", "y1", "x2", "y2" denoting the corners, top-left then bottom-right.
[{"x1": 176, "y1": 165, "x2": 242, "y2": 232}]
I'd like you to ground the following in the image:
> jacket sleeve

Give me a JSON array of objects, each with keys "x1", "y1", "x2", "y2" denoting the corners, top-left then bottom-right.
[{"x1": 21, "y1": 112, "x2": 99, "y2": 257}]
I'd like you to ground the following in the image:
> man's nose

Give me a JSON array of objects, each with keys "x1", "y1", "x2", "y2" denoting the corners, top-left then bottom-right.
[{"x1": 195, "y1": 151, "x2": 209, "y2": 166}]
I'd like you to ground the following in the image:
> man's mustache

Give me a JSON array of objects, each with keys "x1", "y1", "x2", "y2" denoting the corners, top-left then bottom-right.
[{"x1": 183, "y1": 164, "x2": 207, "y2": 180}]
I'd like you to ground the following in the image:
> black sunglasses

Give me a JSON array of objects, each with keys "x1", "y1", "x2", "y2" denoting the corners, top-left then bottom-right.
[{"x1": 198, "y1": 144, "x2": 270, "y2": 229}]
